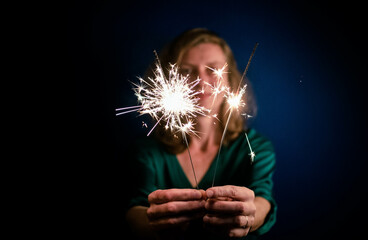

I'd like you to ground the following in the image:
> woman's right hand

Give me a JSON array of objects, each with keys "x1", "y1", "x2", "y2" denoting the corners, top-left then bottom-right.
[{"x1": 147, "y1": 189, "x2": 206, "y2": 231}]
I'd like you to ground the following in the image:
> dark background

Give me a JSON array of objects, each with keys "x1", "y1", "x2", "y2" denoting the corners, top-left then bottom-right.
[{"x1": 68, "y1": 0, "x2": 367, "y2": 239}]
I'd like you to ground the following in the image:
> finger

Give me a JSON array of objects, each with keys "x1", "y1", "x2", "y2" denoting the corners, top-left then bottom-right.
[
  {"x1": 149, "y1": 212, "x2": 204, "y2": 231},
  {"x1": 228, "y1": 227, "x2": 251, "y2": 238},
  {"x1": 205, "y1": 199, "x2": 255, "y2": 215},
  {"x1": 206, "y1": 185, "x2": 254, "y2": 201},
  {"x1": 203, "y1": 214, "x2": 248, "y2": 228},
  {"x1": 147, "y1": 200, "x2": 206, "y2": 219},
  {"x1": 199, "y1": 189, "x2": 206, "y2": 199},
  {"x1": 203, "y1": 222, "x2": 251, "y2": 238},
  {"x1": 148, "y1": 189, "x2": 204, "y2": 204}
]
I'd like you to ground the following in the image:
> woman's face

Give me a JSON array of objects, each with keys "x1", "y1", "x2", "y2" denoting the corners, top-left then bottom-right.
[{"x1": 180, "y1": 43, "x2": 229, "y2": 113}]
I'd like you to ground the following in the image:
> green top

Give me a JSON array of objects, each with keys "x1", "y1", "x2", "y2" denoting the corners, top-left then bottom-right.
[{"x1": 127, "y1": 128, "x2": 277, "y2": 239}]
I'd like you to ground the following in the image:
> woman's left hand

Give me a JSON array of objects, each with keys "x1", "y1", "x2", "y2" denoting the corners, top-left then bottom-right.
[{"x1": 203, "y1": 185, "x2": 256, "y2": 238}]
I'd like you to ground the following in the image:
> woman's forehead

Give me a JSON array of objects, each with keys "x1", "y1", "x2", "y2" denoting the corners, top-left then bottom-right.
[{"x1": 181, "y1": 43, "x2": 227, "y2": 66}]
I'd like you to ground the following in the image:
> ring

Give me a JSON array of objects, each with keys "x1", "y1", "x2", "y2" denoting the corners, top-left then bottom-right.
[{"x1": 242, "y1": 216, "x2": 249, "y2": 229}]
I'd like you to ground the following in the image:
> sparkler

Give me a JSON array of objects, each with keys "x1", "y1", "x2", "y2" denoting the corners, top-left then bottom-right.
[
  {"x1": 115, "y1": 52, "x2": 206, "y2": 188},
  {"x1": 116, "y1": 53, "x2": 206, "y2": 136},
  {"x1": 211, "y1": 43, "x2": 259, "y2": 187}
]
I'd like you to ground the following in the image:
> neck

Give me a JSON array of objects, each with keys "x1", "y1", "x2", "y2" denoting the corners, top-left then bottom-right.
[{"x1": 189, "y1": 116, "x2": 222, "y2": 152}]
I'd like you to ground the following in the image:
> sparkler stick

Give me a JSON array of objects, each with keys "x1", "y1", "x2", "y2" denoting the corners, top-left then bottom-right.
[
  {"x1": 211, "y1": 109, "x2": 232, "y2": 187},
  {"x1": 238, "y1": 42, "x2": 259, "y2": 91},
  {"x1": 181, "y1": 126, "x2": 199, "y2": 189},
  {"x1": 115, "y1": 51, "x2": 205, "y2": 188},
  {"x1": 211, "y1": 43, "x2": 259, "y2": 187}
]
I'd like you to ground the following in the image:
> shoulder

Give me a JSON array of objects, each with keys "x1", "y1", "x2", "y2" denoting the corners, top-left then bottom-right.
[
  {"x1": 230, "y1": 128, "x2": 275, "y2": 166},
  {"x1": 133, "y1": 136, "x2": 161, "y2": 153},
  {"x1": 246, "y1": 129, "x2": 276, "y2": 168},
  {"x1": 132, "y1": 136, "x2": 168, "y2": 161},
  {"x1": 246, "y1": 128, "x2": 275, "y2": 153},
  {"x1": 231, "y1": 128, "x2": 274, "y2": 152},
  {"x1": 134, "y1": 136, "x2": 160, "y2": 149}
]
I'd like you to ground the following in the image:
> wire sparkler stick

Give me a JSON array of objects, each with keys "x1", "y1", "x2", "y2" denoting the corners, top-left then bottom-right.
[
  {"x1": 181, "y1": 124, "x2": 199, "y2": 189},
  {"x1": 211, "y1": 43, "x2": 259, "y2": 187},
  {"x1": 115, "y1": 51, "x2": 205, "y2": 188}
]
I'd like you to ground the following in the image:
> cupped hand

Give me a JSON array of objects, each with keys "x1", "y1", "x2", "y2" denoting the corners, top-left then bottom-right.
[
  {"x1": 203, "y1": 185, "x2": 256, "y2": 238},
  {"x1": 147, "y1": 188, "x2": 206, "y2": 231}
]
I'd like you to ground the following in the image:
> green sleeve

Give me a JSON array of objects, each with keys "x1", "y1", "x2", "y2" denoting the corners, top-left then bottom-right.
[
  {"x1": 127, "y1": 138, "x2": 158, "y2": 209},
  {"x1": 248, "y1": 135, "x2": 277, "y2": 236}
]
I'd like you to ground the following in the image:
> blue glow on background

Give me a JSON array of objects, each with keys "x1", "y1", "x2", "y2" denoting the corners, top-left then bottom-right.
[{"x1": 70, "y1": 1, "x2": 367, "y2": 239}]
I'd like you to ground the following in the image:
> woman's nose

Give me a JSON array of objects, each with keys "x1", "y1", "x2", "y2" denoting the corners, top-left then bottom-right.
[{"x1": 198, "y1": 68, "x2": 214, "y2": 85}]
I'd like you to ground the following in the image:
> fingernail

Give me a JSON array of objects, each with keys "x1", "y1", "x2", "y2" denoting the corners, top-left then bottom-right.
[{"x1": 206, "y1": 190, "x2": 213, "y2": 198}]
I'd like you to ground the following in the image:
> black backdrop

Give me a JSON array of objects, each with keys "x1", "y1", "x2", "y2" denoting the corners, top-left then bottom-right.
[{"x1": 68, "y1": 1, "x2": 367, "y2": 239}]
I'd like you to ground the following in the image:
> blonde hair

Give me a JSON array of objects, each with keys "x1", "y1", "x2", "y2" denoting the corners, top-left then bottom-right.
[{"x1": 148, "y1": 28, "x2": 257, "y2": 154}]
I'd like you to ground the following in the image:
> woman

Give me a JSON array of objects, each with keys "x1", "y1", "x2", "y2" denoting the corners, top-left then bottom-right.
[{"x1": 125, "y1": 28, "x2": 276, "y2": 239}]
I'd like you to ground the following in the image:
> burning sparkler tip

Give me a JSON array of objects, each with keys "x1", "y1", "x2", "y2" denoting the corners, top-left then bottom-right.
[{"x1": 250, "y1": 151, "x2": 256, "y2": 163}]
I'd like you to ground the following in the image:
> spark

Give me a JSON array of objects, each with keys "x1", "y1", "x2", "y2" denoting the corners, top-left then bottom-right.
[
  {"x1": 116, "y1": 60, "x2": 206, "y2": 137},
  {"x1": 206, "y1": 63, "x2": 228, "y2": 80},
  {"x1": 241, "y1": 113, "x2": 253, "y2": 119},
  {"x1": 204, "y1": 63, "x2": 229, "y2": 110},
  {"x1": 225, "y1": 85, "x2": 247, "y2": 111}
]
